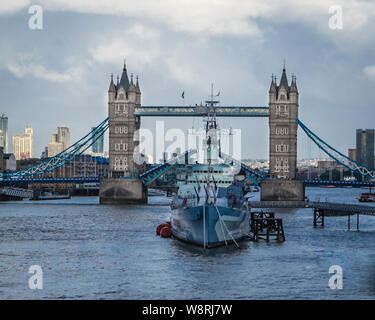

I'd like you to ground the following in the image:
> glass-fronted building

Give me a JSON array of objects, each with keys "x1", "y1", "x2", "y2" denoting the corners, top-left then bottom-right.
[
  {"x1": 92, "y1": 127, "x2": 104, "y2": 154},
  {"x1": 0, "y1": 114, "x2": 8, "y2": 153}
]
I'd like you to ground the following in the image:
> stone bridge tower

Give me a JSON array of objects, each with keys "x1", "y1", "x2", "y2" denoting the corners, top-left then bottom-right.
[
  {"x1": 261, "y1": 64, "x2": 304, "y2": 201},
  {"x1": 268, "y1": 64, "x2": 298, "y2": 179},
  {"x1": 107, "y1": 61, "x2": 141, "y2": 177},
  {"x1": 99, "y1": 61, "x2": 147, "y2": 204}
]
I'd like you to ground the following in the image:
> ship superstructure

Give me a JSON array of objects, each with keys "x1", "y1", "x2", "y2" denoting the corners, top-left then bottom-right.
[{"x1": 170, "y1": 85, "x2": 250, "y2": 248}]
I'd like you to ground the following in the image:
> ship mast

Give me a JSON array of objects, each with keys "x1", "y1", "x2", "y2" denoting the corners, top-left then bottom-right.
[
  {"x1": 205, "y1": 83, "x2": 219, "y2": 132},
  {"x1": 203, "y1": 83, "x2": 220, "y2": 164}
]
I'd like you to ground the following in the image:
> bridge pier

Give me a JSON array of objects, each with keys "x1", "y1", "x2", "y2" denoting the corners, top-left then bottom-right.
[
  {"x1": 99, "y1": 178, "x2": 147, "y2": 205},
  {"x1": 260, "y1": 180, "x2": 305, "y2": 201}
]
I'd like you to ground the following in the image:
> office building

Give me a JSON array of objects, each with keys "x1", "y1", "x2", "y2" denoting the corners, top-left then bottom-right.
[
  {"x1": 91, "y1": 126, "x2": 104, "y2": 154},
  {"x1": 45, "y1": 126, "x2": 71, "y2": 158},
  {"x1": 0, "y1": 114, "x2": 8, "y2": 153},
  {"x1": 48, "y1": 134, "x2": 64, "y2": 157},
  {"x1": 317, "y1": 160, "x2": 337, "y2": 169},
  {"x1": 3, "y1": 153, "x2": 16, "y2": 171},
  {"x1": 356, "y1": 129, "x2": 374, "y2": 169},
  {"x1": 57, "y1": 126, "x2": 70, "y2": 150},
  {"x1": 12, "y1": 125, "x2": 33, "y2": 160},
  {"x1": 348, "y1": 148, "x2": 357, "y2": 161}
]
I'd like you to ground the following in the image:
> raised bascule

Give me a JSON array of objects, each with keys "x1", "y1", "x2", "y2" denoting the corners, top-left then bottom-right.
[{"x1": 2, "y1": 60, "x2": 375, "y2": 203}]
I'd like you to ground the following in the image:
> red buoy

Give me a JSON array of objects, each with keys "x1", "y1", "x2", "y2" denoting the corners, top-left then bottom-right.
[
  {"x1": 160, "y1": 226, "x2": 172, "y2": 238},
  {"x1": 156, "y1": 222, "x2": 170, "y2": 235}
]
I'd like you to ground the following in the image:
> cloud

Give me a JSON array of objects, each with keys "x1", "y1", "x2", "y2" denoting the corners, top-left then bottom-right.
[
  {"x1": 3, "y1": 0, "x2": 374, "y2": 39},
  {"x1": 89, "y1": 23, "x2": 200, "y2": 87},
  {"x1": 363, "y1": 65, "x2": 375, "y2": 80},
  {"x1": 39, "y1": 0, "x2": 264, "y2": 36},
  {"x1": 165, "y1": 57, "x2": 201, "y2": 87},
  {"x1": 89, "y1": 24, "x2": 160, "y2": 69},
  {"x1": 6, "y1": 55, "x2": 84, "y2": 82},
  {"x1": 0, "y1": 0, "x2": 30, "y2": 15},
  {"x1": 89, "y1": 24, "x2": 213, "y2": 88},
  {"x1": 1, "y1": 0, "x2": 375, "y2": 57}
]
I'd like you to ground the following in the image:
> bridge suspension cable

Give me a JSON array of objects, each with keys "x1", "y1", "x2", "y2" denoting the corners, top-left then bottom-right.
[
  {"x1": 140, "y1": 149, "x2": 197, "y2": 186},
  {"x1": 297, "y1": 118, "x2": 375, "y2": 179},
  {"x1": 219, "y1": 152, "x2": 267, "y2": 186},
  {"x1": 2, "y1": 118, "x2": 109, "y2": 179}
]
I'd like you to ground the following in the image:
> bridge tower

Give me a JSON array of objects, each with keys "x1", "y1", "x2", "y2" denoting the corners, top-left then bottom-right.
[
  {"x1": 261, "y1": 63, "x2": 304, "y2": 201},
  {"x1": 99, "y1": 61, "x2": 147, "y2": 204},
  {"x1": 268, "y1": 64, "x2": 298, "y2": 179}
]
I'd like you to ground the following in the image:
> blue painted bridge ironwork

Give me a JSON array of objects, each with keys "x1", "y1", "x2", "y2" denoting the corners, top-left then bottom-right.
[
  {"x1": 135, "y1": 106, "x2": 269, "y2": 117},
  {"x1": 297, "y1": 118, "x2": 375, "y2": 179},
  {"x1": 0, "y1": 177, "x2": 100, "y2": 185},
  {"x1": 0, "y1": 118, "x2": 109, "y2": 180},
  {"x1": 303, "y1": 179, "x2": 375, "y2": 188},
  {"x1": 2, "y1": 176, "x2": 375, "y2": 188},
  {"x1": 140, "y1": 149, "x2": 197, "y2": 186},
  {"x1": 2, "y1": 114, "x2": 375, "y2": 189}
]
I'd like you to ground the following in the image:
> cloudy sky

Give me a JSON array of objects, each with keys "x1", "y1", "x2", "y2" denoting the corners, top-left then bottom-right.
[{"x1": 0, "y1": 0, "x2": 374, "y2": 159}]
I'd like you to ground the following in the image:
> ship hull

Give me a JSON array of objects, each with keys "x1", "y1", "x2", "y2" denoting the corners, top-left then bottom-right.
[{"x1": 171, "y1": 204, "x2": 249, "y2": 248}]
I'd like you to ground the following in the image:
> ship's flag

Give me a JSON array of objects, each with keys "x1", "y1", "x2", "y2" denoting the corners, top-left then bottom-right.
[
  {"x1": 181, "y1": 91, "x2": 185, "y2": 99},
  {"x1": 216, "y1": 91, "x2": 220, "y2": 96}
]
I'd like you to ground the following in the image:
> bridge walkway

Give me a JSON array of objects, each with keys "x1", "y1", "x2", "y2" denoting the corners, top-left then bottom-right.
[
  {"x1": 248, "y1": 201, "x2": 375, "y2": 216},
  {"x1": 248, "y1": 201, "x2": 375, "y2": 230}
]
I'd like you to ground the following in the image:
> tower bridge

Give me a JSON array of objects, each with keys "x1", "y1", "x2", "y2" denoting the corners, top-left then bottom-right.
[
  {"x1": 1, "y1": 60, "x2": 374, "y2": 204},
  {"x1": 99, "y1": 61, "x2": 301, "y2": 204}
]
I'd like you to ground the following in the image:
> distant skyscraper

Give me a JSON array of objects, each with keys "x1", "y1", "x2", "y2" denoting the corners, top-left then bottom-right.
[
  {"x1": 57, "y1": 126, "x2": 70, "y2": 150},
  {"x1": 91, "y1": 126, "x2": 104, "y2": 154},
  {"x1": 348, "y1": 148, "x2": 357, "y2": 161},
  {"x1": 41, "y1": 146, "x2": 48, "y2": 159},
  {"x1": 46, "y1": 126, "x2": 71, "y2": 158},
  {"x1": 0, "y1": 114, "x2": 8, "y2": 153},
  {"x1": 12, "y1": 125, "x2": 33, "y2": 160},
  {"x1": 48, "y1": 133, "x2": 64, "y2": 157},
  {"x1": 356, "y1": 129, "x2": 374, "y2": 169}
]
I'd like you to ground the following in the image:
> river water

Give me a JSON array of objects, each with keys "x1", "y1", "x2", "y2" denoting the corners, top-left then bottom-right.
[{"x1": 0, "y1": 187, "x2": 375, "y2": 300}]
